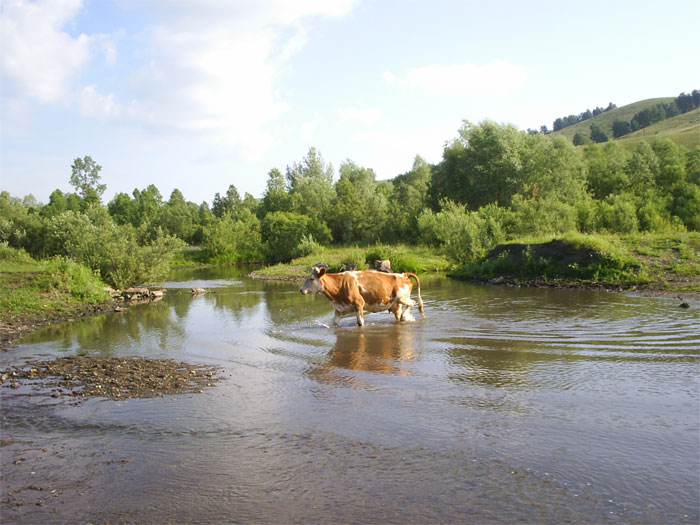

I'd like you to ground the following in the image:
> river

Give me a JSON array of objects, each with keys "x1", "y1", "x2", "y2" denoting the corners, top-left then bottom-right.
[{"x1": 1, "y1": 266, "x2": 698, "y2": 523}]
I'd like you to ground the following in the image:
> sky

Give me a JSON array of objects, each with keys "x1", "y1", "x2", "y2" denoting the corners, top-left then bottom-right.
[{"x1": 1, "y1": 0, "x2": 699, "y2": 205}]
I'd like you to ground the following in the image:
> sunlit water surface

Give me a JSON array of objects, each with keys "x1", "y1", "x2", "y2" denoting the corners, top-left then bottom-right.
[{"x1": 2, "y1": 266, "x2": 698, "y2": 523}]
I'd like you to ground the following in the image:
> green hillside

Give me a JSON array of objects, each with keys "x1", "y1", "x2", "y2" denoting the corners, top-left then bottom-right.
[
  {"x1": 551, "y1": 97, "x2": 674, "y2": 142},
  {"x1": 616, "y1": 107, "x2": 700, "y2": 149}
]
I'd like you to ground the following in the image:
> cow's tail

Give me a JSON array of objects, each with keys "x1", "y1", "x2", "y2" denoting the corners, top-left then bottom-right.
[{"x1": 405, "y1": 273, "x2": 425, "y2": 318}]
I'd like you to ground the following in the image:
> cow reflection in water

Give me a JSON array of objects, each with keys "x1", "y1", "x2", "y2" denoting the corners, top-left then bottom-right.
[{"x1": 315, "y1": 326, "x2": 418, "y2": 384}]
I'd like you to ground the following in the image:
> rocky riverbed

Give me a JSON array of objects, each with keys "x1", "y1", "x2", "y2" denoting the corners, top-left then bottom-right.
[{"x1": 0, "y1": 355, "x2": 223, "y2": 400}]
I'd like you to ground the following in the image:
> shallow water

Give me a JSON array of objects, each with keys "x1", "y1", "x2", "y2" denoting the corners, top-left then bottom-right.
[{"x1": 2, "y1": 267, "x2": 698, "y2": 523}]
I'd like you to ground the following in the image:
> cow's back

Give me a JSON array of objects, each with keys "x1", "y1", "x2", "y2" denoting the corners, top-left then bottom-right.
[{"x1": 355, "y1": 270, "x2": 410, "y2": 305}]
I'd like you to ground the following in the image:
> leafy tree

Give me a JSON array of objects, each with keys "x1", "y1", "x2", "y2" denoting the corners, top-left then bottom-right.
[
  {"x1": 261, "y1": 211, "x2": 330, "y2": 262},
  {"x1": 387, "y1": 155, "x2": 432, "y2": 240},
  {"x1": 686, "y1": 145, "x2": 700, "y2": 186},
  {"x1": 573, "y1": 132, "x2": 589, "y2": 146},
  {"x1": 70, "y1": 156, "x2": 106, "y2": 199},
  {"x1": 432, "y1": 120, "x2": 524, "y2": 210},
  {"x1": 625, "y1": 141, "x2": 658, "y2": 192},
  {"x1": 519, "y1": 134, "x2": 587, "y2": 204},
  {"x1": 212, "y1": 184, "x2": 242, "y2": 218},
  {"x1": 585, "y1": 142, "x2": 630, "y2": 199},
  {"x1": 40, "y1": 189, "x2": 68, "y2": 218},
  {"x1": 612, "y1": 120, "x2": 631, "y2": 138},
  {"x1": 160, "y1": 189, "x2": 199, "y2": 242},
  {"x1": 329, "y1": 160, "x2": 387, "y2": 244},
  {"x1": 671, "y1": 182, "x2": 700, "y2": 230},
  {"x1": 108, "y1": 192, "x2": 137, "y2": 225},
  {"x1": 260, "y1": 168, "x2": 291, "y2": 216},
  {"x1": 131, "y1": 184, "x2": 164, "y2": 234},
  {"x1": 590, "y1": 123, "x2": 608, "y2": 143},
  {"x1": 203, "y1": 209, "x2": 262, "y2": 262},
  {"x1": 286, "y1": 147, "x2": 335, "y2": 218},
  {"x1": 652, "y1": 139, "x2": 686, "y2": 189}
]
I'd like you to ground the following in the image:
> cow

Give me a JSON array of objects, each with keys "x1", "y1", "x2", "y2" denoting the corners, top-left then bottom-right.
[{"x1": 299, "y1": 266, "x2": 425, "y2": 327}]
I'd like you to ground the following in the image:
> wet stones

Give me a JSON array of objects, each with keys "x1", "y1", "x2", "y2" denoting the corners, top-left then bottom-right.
[{"x1": 0, "y1": 356, "x2": 223, "y2": 400}]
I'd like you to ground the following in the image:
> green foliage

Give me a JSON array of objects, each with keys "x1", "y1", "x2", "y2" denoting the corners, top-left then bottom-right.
[
  {"x1": 597, "y1": 194, "x2": 639, "y2": 233},
  {"x1": 38, "y1": 206, "x2": 184, "y2": 289},
  {"x1": 432, "y1": 120, "x2": 524, "y2": 210},
  {"x1": 202, "y1": 209, "x2": 263, "y2": 263},
  {"x1": 328, "y1": 160, "x2": 387, "y2": 244},
  {"x1": 70, "y1": 155, "x2": 106, "y2": 199},
  {"x1": 509, "y1": 194, "x2": 578, "y2": 237},
  {"x1": 590, "y1": 123, "x2": 609, "y2": 143},
  {"x1": 417, "y1": 200, "x2": 504, "y2": 265},
  {"x1": 0, "y1": 244, "x2": 109, "y2": 319},
  {"x1": 386, "y1": 156, "x2": 432, "y2": 241},
  {"x1": 261, "y1": 211, "x2": 331, "y2": 262}
]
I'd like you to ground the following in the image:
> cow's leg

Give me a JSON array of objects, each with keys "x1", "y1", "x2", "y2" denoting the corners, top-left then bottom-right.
[
  {"x1": 400, "y1": 298, "x2": 416, "y2": 321},
  {"x1": 355, "y1": 308, "x2": 364, "y2": 326},
  {"x1": 392, "y1": 303, "x2": 403, "y2": 321},
  {"x1": 332, "y1": 310, "x2": 341, "y2": 327}
]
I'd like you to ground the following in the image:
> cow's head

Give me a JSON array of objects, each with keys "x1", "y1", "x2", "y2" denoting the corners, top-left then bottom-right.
[{"x1": 300, "y1": 266, "x2": 326, "y2": 295}]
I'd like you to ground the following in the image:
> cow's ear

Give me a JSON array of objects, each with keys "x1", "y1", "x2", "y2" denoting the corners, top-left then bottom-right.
[{"x1": 317, "y1": 267, "x2": 326, "y2": 277}]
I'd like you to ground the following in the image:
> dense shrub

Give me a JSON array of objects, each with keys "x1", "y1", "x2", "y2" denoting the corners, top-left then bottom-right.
[
  {"x1": 261, "y1": 211, "x2": 331, "y2": 262},
  {"x1": 41, "y1": 207, "x2": 184, "y2": 289},
  {"x1": 202, "y1": 209, "x2": 263, "y2": 263},
  {"x1": 417, "y1": 201, "x2": 504, "y2": 264},
  {"x1": 597, "y1": 194, "x2": 639, "y2": 234},
  {"x1": 508, "y1": 195, "x2": 577, "y2": 237}
]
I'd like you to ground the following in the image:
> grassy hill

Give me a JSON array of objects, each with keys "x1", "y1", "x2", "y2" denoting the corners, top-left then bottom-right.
[
  {"x1": 616, "y1": 107, "x2": 700, "y2": 149},
  {"x1": 551, "y1": 97, "x2": 699, "y2": 149}
]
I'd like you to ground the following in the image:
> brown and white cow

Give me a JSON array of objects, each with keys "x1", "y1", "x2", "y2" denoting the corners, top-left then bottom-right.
[{"x1": 299, "y1": 267, "x2": 425, "y2": 326}]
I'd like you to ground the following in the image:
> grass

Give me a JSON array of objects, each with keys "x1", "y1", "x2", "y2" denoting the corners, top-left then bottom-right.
[
  {"x1": 449, "y1": 232, "x2": 700, "y2": 293},
  {"x1": 0, "y1": 244, "x2": 110, "y2": 321},
  {"x1": 249, "y1": 244, "x2": 452, "y2": 280},
  {"x1": 617, "y1": 108, "x2": 700, "y2": 150}
]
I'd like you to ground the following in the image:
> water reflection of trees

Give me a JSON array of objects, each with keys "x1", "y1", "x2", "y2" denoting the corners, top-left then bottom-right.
[
  {"x1": 23, "y1": 300, "x2": 184, "y2": 355},
  {"x1": 263, "y1": 280, "x2": 331, "y2": 325},
  {"x1": 209, "y1": 288, "x2": 264, "y2": 324},
  {"x1": 311, "y1": 324, "x2": 421, "y2": 386}
]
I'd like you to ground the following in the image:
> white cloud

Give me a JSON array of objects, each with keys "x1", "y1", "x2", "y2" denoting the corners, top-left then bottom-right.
[
  {"x1": 337, "y1": 107, "x2": 381, "y2": 124},
  {"x1": 78, "y1": 85, "x2": 122, "y2": 119},
  {"x1": 301, "y1": 114, "x2": 319, "y2": 141},
  {"x1": 0, "y1": 0, "x2": 92, "y2": 102},
  {"x1": 108, "y1": 1, "x2": 358, "y2": 160},
  {"x1": 384, "y1": 59, "x2": 527, "y2": 97}
]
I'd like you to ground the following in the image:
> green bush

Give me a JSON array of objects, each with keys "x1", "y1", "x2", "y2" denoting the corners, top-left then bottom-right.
[
  {"x1": 48, "y1": 258, "x2": 108, "y2": 302},
  {"x1": 41, "y1": 209, "x2": 184, "y2": 289},
  {"x1": 509, "y1": 194, "x2": 577, "y2": 237},
  {"x1": 598, "y1": 194, "x2": 639, "y2": 233},
  {"x1": 261, "y1": 211, "x2": 331, "y2": 262},
  {"x1": 417, "y1": 201, "x2": 504, "y2": 265},
  {"x1": 202, "y1": 210, "x2": 263, "y2": 263}
]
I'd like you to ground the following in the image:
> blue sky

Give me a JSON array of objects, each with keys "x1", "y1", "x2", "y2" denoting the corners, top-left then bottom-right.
[{"x1": 2, "y1": 0, "x2": 699, "y2": 205}]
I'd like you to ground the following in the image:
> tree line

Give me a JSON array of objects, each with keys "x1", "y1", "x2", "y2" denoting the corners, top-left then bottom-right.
[{"x1": 2, "y1": 121, "x2": 699, "y2": 288}]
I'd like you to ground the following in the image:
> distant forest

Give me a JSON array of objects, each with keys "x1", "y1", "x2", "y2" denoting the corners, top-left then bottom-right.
[{"x1": 2, "y1": 113, "x2": 699, "y2": 289}]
